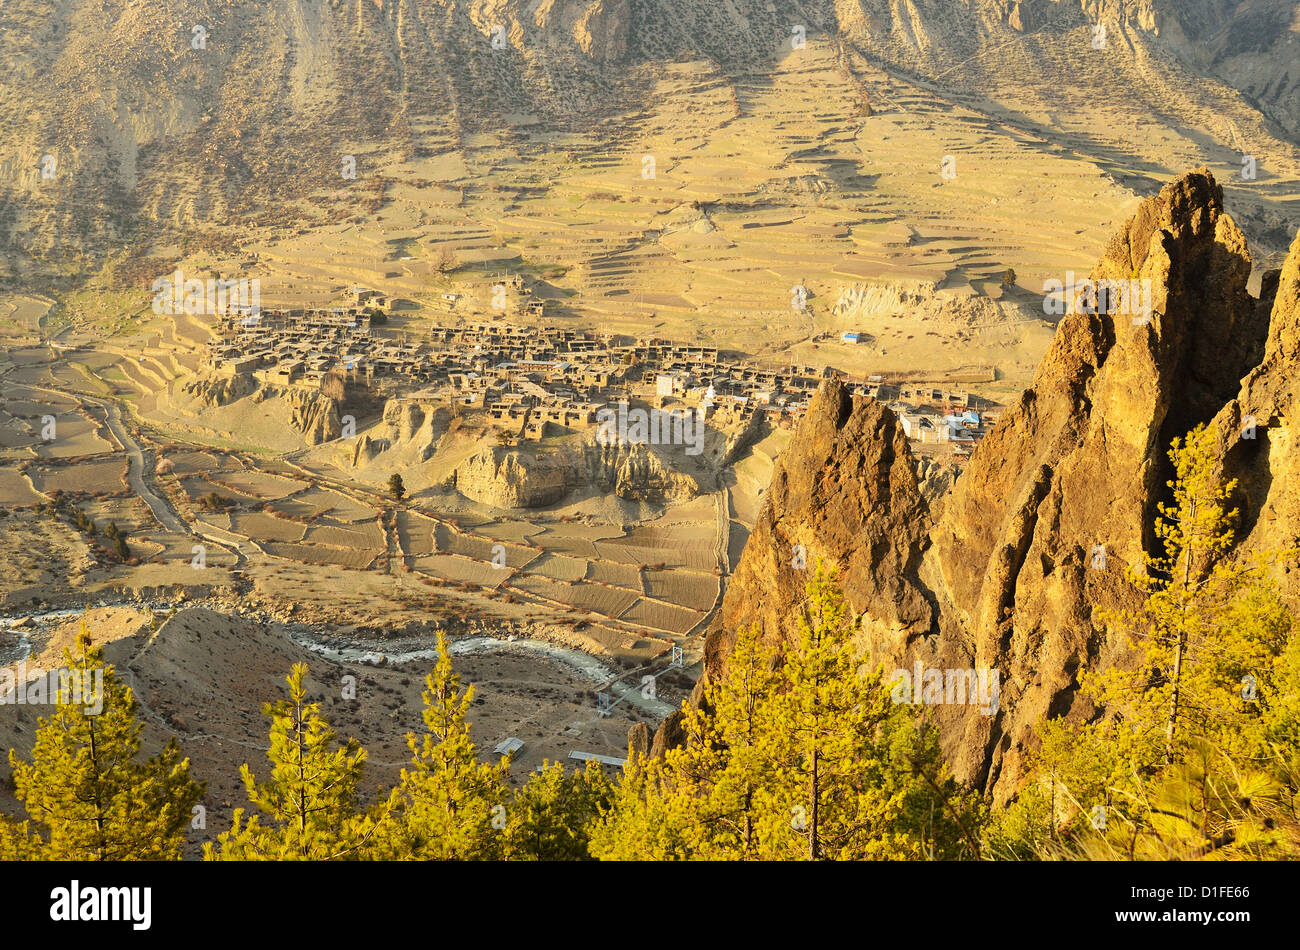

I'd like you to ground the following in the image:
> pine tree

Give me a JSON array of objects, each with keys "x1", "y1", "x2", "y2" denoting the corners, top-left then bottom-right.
[
  {"x1": 592, "y1": 565, "x2": 981, "y2": 860},
  {"x1": 991, "y1": 426, "x2": 1299, "y2": 858},
  {"x1": 1087, "y1": 424, "x2": 1292, "y2": 768},
  {"x1": 587, "y1": 751, "x2": 705, "y2": 860},
  {"x1": 503, "y1": 760, "x2": 613, "y2": 860},
  {"x1": 774, "y1": 563, "x2": 979, "y2": 859},
  {"x1": 375, "y1": 631, "x2": 509, "y2": 859},
  {"x1": 205, "y1": 664, "x2": 393, "y2": 860},
  {"x1": 681, "y1": 619, "x2": 786, "y2": 858},
  {"x1": 590, "y1": 620, "x2": 788, "y2": 860},
  {"x1": 0, "y1": 817, "x2": 44, "y2": 860},
  {"x1": 387, "y1": 473, "x2": 406, "y2": 502},
  {"x1": 8, "y1": 626, "x2": 204, "y2": 860}
]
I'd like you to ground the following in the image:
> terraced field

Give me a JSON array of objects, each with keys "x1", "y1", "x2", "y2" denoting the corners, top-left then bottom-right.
[
  {"x1": 30, "y1": 458, "x2": 127, "y2": 494},
  {"x1": 262, "y1": 541, "x2": 378, "y2": 570}
]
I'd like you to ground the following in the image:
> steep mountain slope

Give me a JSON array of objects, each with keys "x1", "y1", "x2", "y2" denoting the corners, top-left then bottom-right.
[
  {"x1": 1213, "y1": 227, "x2": 1300, "y2": 559},
  {"x1": 710, "y1": 168, "x2": 1300, "y2": 799},
  {"x1": 1, "y1": 0, "x2": 1296, "y2": 290}
]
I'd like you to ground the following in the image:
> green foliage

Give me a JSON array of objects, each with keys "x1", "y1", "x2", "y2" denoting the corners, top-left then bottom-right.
[
  {"x1": 205, "y1": 664, "x2": 393, "y2": 860},
  {"x1": 374, "y1": 631, "x2": 509, "y2": 859},
  {"x1": 503, "y1": 760, "x2": 612, "y2": 860},
  {"x1": 7, "y1": 626, "x2": 204, "y2": 860},
  {"x1": 981, "y1": 784, "x2": 1054, "y2": 861},
  {"x1": 387, "y1": 473, "x2": 406, "y2": 502},
  {"x1": 591, "y1": 563, "x2": 982, "y2": 860}
]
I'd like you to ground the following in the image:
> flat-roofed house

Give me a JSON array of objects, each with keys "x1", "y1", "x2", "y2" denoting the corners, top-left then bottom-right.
[{"x1": 223, "y1": 355, "x2": 261, "y2": 376}]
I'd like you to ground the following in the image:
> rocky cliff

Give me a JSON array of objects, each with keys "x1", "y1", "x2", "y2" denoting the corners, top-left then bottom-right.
[
  {"x1": 286, "y1": 388, "x2": 342, "y2": 446},
  {"x1": 449, "y1": 433, "x2": 702, "y2": 509},
  {"x1": 1212, "y1": 226, "x2": 1300, "y2": 572},
  {"x1": 454, "y1": 447, "x2": 568, "y2": 508},
  {"x1": 179, "y1": 372, "x2": 258, "y2": 408},
  {"x1": 351, "y1": 397, "x2": 451, "y2": 468},
  {"x1": 177, "y1": 373, "x2": 342, "y2": 446},
  {"x1": 568, "y1": 436, "x2": 700, "y2": 502},
  {"x1": 702, "y1": 168, "x2": 1297, "y2": 800},
  {"x1": 713, "y1": 386, "x2": 933, "y2": 675}
]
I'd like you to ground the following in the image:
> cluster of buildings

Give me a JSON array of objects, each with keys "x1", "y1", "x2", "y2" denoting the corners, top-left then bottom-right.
[
  {"x1": 204, "y1": 305, "x2": 997, "y2": 457},
  {"x1": 885, "y1": 385, "x2": 1001, "y2": 456}
]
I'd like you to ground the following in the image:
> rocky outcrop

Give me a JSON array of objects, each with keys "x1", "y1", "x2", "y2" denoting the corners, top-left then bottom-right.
[
  {"x1": 1211, "y1": 227, "x2": 1300, "y2": 586},
  {"x1": 917, "y1": 169, "x2": 1265, "y2": 796},
  {"x1": 710, "y1": 381, "x2": 934, "y2": 681},
  {"x1": 573, "y1": 0, "x2": 630, "y2": 62},
  {"x1": 454, "y1": 447, "x2": 567, "y2": 508},
  {"x1": 650, "y1": 708, "x2": 686, "y2": 759},
  {"x1": 286, "y1": 389, "x2": 342, "y2": 445},
  {"x1": 447, "y1": 423, "x2": 704, "y2": 508},
  {"x1": 628, "y1": 721, "x2": 652, "y2": 760},
  {"x1": 351, "y1": 433, "x2": 388, "y2": 468},
  {"x1": 344, "y1": 397, "x2": 452, "y2": 471},
  {"x1": 569, "y1": 437, "x2": 699, "y2": 502},
  {"x1": 915, "y1": 456, "x2": 958, "y2": 516},
  {"x1": 383, "y1": 398, "x2": 448, "y2": 460},
  {"x1": 180, "y1": 372, "x2": 257, "y2": 408},
  {"x1": 386, "y1": 399, "x2": 426, "y2": 442},
  {"x1": 721, "y1": 406, "x2": 765, "y2": 466},
  {"x1": 700, "y1": 169, "x2": 1285, "y2": 800},
  {"x1": 181, "y1": 373, "x2": 342, "y2": 446}
]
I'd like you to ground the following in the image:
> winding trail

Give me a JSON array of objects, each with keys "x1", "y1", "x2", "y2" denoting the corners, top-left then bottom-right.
[
  {"x1": 78, "y1": 393, "x2": 183, "y2": 532},
  {"x1": 13, "y1": 381, "x2": 252, "y2": 565}
]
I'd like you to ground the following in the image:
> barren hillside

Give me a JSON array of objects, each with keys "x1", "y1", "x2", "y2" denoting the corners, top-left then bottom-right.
[{"x1": 1, "y1": 0, "x2": 1295, "y2": 298}]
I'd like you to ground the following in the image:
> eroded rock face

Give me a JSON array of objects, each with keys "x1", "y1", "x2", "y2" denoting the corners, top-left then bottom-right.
[
  {"x1": 701, "y1": 169, "x2": 1285, "y2": 800},
  {"x1": 180, "y1": 372, "x2": 257, "y2": 408},
  {"x1": 1212, "y1": 228, "x2": 1300, "y2": 587},
  {"x1": 374, "y1": 397, "x2": 449, "y2": 463},
  {"x1": 721, "y1": 406, "x2": 766, "y2": 466},
  {"x1": 573, "y1": 0, "x2": 630, "y2": 62},
  {"x1": 454, "y1": 447, "x2": 567, "y2": 508},
  {"x1": 351, "y1": 433, "x2": 387, "y2": 467},
  {"x1": 915, "y1": 456, "x2": 958, "y2": 519},
  {"x1": 493, "y1": 0, "x2": 629, "y2": 62},
  {"x1": 286, "y1": 389, "x2": 341, "y2": 445},
  {"x1": 449, "y1": 430, "x2": 705, "y2": 508},
  {"x1": 628, "y1": 721, "x2": 652, "y2": 760},
  {"x1": 570, "y1": 437, "x2": 699, "y2": 502},
  {"x1": 385, "y1": 399, "x2": 426, "y2": 442},
  {"x1": 709, "y1": 381, "x2": 933, "y2": 681}
]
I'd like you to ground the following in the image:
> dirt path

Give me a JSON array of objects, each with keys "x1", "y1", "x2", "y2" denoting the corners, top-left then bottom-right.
[
  {"x1": 13, "y1": 381, "x2": 249, "y2": 566},
  {"x1": 79, "y1": 393, "x2": 183, "y2": 533}
]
